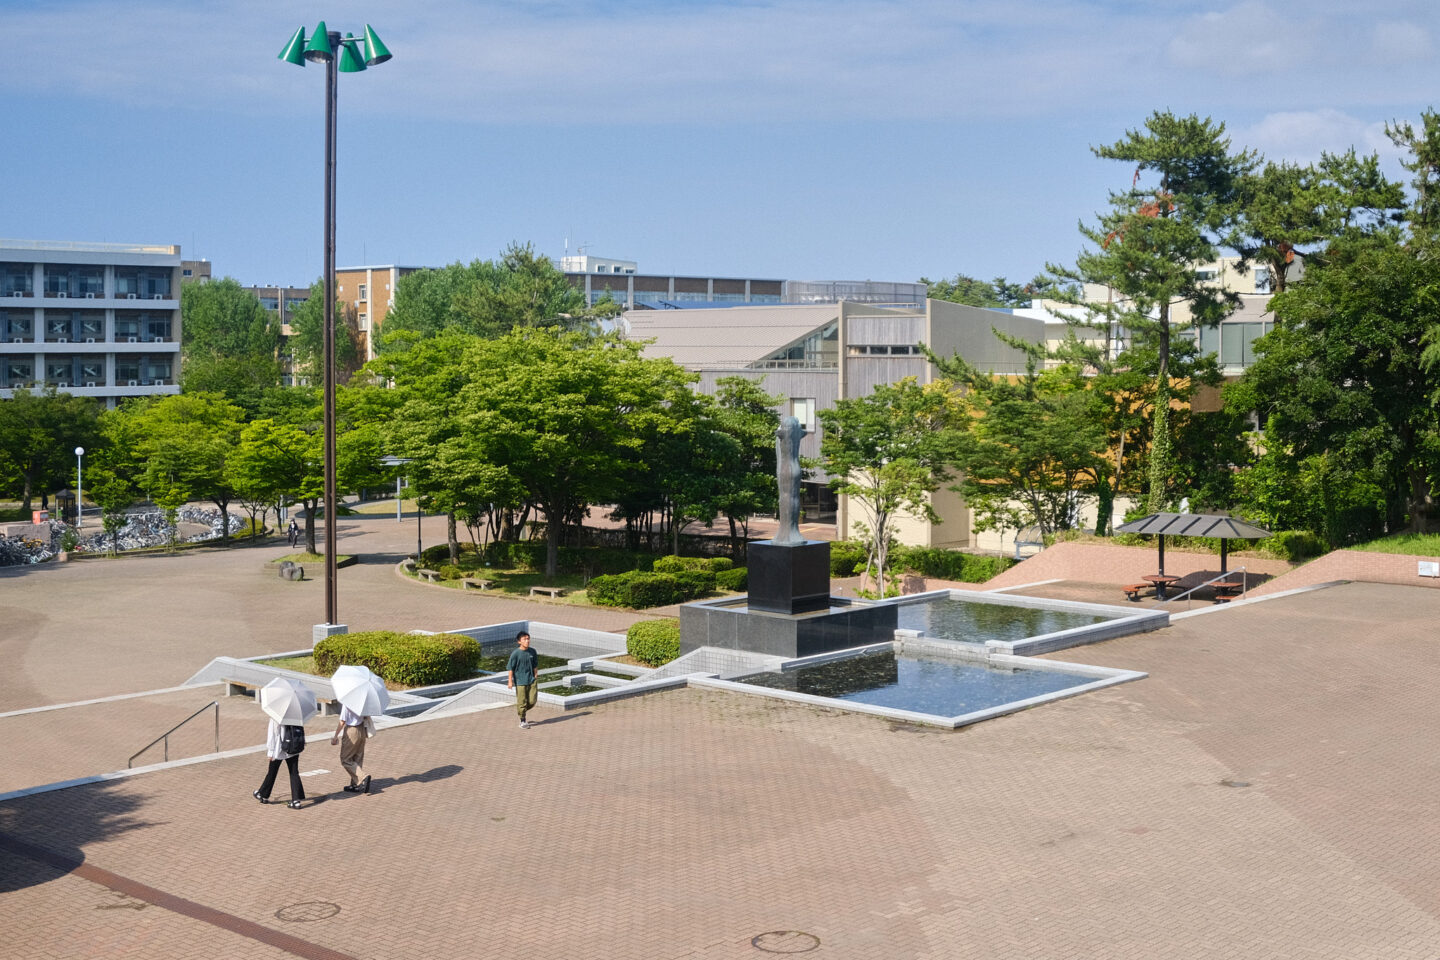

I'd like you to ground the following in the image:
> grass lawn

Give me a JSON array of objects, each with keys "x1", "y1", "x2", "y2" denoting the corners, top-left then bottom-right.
[
  {"x1": 350, "y1": 498, "x2": 418, "y2": 516},
  {"x1": 255, "y1": 654, "x2": 317, "y2": 673},
  {"x1": 406, "y1": 566, "x2": 599, "y2": 604},
  {"x1": 274, "y1": 552, "x2": 355, "y2": 565},
  {"x1": 1350, "y1": 532, "x2": 1440, "y2": 555}
]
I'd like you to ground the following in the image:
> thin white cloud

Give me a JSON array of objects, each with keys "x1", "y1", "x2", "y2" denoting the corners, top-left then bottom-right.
[
  {"x1": 0, "y1": 0, "x2": 1436, "y2": 124},
  {"x1": 1234, "y1": 109, "x2": 1400, "y2": 164}
]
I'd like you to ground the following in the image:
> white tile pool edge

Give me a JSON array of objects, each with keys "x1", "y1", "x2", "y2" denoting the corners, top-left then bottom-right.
[{"x1": 881, "y1": 588, "x2": 1170, "y2": 656}]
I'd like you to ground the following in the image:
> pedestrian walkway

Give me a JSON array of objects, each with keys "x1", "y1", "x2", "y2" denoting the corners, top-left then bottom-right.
[{"x1": 5, "y1": 523, "x2": 1440, "y2": 957}]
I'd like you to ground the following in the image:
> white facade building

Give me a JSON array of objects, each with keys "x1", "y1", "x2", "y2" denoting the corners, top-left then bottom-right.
[{"x1": 0, "y1": 240, "x2": 183, "y2": 406}]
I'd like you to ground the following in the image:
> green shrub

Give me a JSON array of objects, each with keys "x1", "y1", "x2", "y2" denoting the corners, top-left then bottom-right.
[
  {"x1": 625, "y1": 572, "x2": 691, "y2": 609},
  {"x1": 586, "y1": 570, "x2": 711, "y2": 608},
  {"x1": 484, "y1": 541, "x2": 654, "y2": 575},
  {"x1": 438, "y1": 564, "x2": 465, "y2": 580},
  {"x1": 232, "y1": 518, "x2": 265, "y2": 538},
  {"x1": 830, "y1": 540, "x2": 867, "y2": 577},
  {"x1": 1258, "y1": 530, "x2": 1328, "y2": 562},
  {"x1": 313, "y1": 630, "x2": 482, "y2": 686},
  {"x1": 716, "y1": 566, "x2": 748, "y2": 591},
  {"x1": 895, "y1": 547, "x2": 1014, "y2": 583},
  {"x1": 652, "y1": 555, "x2": 732, "y2": 574},
  {"x1": 627, "y1": 619, "x2": 680, "y2": 666},
  {"x1": 671, "y1": 568, "x2": 716, "y2": 594}
]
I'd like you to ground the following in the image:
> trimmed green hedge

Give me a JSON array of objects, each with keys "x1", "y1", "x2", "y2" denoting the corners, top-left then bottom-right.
[
  {"x1": 653, "y1": 555, "x2": 733, "y2": 574},
  {"x1": 313, "y1": 630, "x2": 482, "y2": 686},
  {"x1": 715, "y1": 566, "x2": 748, "y2": 591},
  {"x1": 892, "y1": 547, "x2": 1013, "y2": 583},
  {"x1": 587, "y1": 570, "x2": 713, "y2": 608},
  {"x1": 627, "y1": 619, "x2": 680, "y2": 666},
  {"x1": 830, "y1": 540, "x2": 867, "y2": 577}
]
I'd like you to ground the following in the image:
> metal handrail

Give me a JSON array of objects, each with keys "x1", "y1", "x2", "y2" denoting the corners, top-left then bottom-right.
[
  {"x1": 1164, "y1": 567, "x2": 1247, "y2": 607},
  {"x1": 128, "y1": 700, "x2": 219, "y2": 768}
]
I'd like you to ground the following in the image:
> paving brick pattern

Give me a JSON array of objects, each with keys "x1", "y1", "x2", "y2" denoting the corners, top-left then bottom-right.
[{"x1": 5, "y1": 532, "x2": 1440, "y2": 958}]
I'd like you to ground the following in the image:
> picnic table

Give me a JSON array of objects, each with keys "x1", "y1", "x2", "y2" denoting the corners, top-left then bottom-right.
[
  {"x1": 1211, "y1": 580, "x2": 1242, "y2": 603},
  {"x1": 1141, "y1": 574, "x2": 1180, "y2": 601}
]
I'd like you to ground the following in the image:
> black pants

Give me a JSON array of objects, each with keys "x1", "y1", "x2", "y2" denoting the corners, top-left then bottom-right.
[{"x1": 257, "y1": 755, "x2": 304, "y2": 801}]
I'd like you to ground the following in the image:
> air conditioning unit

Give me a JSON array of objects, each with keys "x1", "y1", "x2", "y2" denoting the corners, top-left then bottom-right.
[
  {"x1": 126, "y1": 293, "x2": 138, "y2": 299},
  {"x1": 84, "y1": 381, "x2": 96, "y2": 388},
  {"x1": 85, "y1": 292, "x2": 96, "y2": 299},
  {"x1": 126, "y1": 379, "x2": 138, "y2": 386},
  {"x1": 10, "y1": 291, "x2": 24, "y2": 298},
  {"x1": 153, "y1": 294, "x2": 164, "y2": 300},
  {"x1": 126, "y1": 336, "x2": 137, "y2": 343},
  {"x1": 54, "y1": 337, "x2": 67, "y2": 343},
  {"x1": 84, "y1": 337, "x2": 95, "y2": 343},
  {"x1": 57, "y1": 382, "x2": 69, "y2": 388},
  {"x1": 56, "y1": 292, "x2": 67, "y2": 298}
]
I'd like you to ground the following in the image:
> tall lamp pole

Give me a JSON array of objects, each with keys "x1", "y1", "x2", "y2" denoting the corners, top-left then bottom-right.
[
  {"x1": 74, "y1": 446, "x2": 84, "y2": 530},
  {"x1": 279, "y1": 22, "x2": 392, "y2": 627}
]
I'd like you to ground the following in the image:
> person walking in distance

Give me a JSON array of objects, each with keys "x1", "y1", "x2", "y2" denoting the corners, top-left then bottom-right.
[
  {"x1": 331, "y1": 705, "x2": 373, "y2": 794},
  {"x1": 507, "y1": 630, "x2": 540, "y2": 728},
  {"x1": 287, "y1": 517, "x2": 299, "y2": 547}
]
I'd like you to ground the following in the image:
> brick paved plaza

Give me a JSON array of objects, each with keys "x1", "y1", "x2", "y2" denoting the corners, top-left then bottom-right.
[{"x1": 3, "y1": 515, "x2": 1439, "y2": 958}]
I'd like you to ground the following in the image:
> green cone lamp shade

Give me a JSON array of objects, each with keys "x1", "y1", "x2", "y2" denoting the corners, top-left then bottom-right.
[
  {"x1": 278, "y1": 27, "x2": 308, "y2": 66},
  {"x1": 303, "y1": 21, "x2": 335, "y2": 62},
  {"x1": 337, "y1": 35, "x2": 368, "y2": 73},
  {"x1": 362, "y1": 25, "x2": 392, "y2": 65}
]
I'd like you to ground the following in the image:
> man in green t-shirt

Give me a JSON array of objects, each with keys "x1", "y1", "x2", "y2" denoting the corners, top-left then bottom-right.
[{"x1": 506, "y1": 630, "x2": 540, "y2": 728}]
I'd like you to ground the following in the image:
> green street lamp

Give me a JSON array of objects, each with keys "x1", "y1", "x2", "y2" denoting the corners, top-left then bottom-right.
[{"x1": 279, "y1": 21, "x2": 392, "y2": 629}]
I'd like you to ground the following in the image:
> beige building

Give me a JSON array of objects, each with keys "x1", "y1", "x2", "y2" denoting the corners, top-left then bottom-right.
[
  {"x1": 630, "y1": 299, "x2": 1041, "y2": 548},
  {"x1": 336, "y1": 265, "x2": 423, "y2": 362}
]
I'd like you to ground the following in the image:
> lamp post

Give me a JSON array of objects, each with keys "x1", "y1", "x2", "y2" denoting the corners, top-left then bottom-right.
[
  {"x1": 279, "y1": 22, "x2": 392, "y2": 628},
  {"x1": 74, "y1": 446, "x2": 84, "y2": 530}
]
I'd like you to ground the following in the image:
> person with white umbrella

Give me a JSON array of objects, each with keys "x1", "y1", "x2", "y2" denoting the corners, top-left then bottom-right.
[
  {"x1": 254, "y1": 677, "x2": 317, "y2": 809},
  {"x1": 330, "y1": 664, "x2": 388, "y2": 795}
]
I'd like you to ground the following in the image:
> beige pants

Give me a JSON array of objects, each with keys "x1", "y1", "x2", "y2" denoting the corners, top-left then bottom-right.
[{"x1": 339, "y1": 725, "x2": 367, "y2": 785}]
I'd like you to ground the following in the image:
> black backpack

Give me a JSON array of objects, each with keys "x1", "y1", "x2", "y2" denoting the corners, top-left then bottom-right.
[{"x1": 279, "y1": 724, "x2": 306, "y2": 755}]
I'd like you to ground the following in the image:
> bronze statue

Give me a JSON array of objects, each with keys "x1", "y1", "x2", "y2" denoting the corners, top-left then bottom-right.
[{"x1": 774, "y1": 415, "x2": 804, "y2": 545}]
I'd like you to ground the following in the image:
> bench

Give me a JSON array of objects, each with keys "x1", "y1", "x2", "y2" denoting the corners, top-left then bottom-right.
[
  {"x1": 1212, "y1": 580, "x2": 1241, "y2": 603},
  {"x1": 1122, "y1": 583, "x2": 1151, "y2": 602},
  {"x1": 416, "y1": 568, "x2": 441, "y2": 582},
  {"x1": 529, "y1": 585, "x2": 566, "y2": 599},
  {"x1": 400, "y1": 558, "x2": 416, "y2": 572},
  {"x1": 461, "y1": 578, "x2": 494, "y2": 591}
]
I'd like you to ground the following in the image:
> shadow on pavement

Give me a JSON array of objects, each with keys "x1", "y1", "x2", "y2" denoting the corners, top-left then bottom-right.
[
  {"x1": 0, "y1": 779, "x2": 151, "y2": 893},
  {"x1": 364, "y1": 763, "x2": 464, "y2": 795}
]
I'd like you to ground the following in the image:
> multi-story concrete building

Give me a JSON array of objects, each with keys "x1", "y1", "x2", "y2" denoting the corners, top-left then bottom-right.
[
  {"x1": 630, "y1": 299, "x2": 1039, "y2": 547},
  {"x1": 0, "y1": 240, "x2": 182, "y2": 406}
]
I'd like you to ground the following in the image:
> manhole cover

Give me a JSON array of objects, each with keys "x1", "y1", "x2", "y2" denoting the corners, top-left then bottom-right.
[
  {"x1": 752, "y1": 931, "x2": 820, "y2": 953},
  {"x1": 275, "y1": 901, "x2": 340, "y2": 923}
]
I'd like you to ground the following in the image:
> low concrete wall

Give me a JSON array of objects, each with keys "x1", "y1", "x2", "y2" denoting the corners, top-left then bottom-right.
[{"x1": 1248, "y1": 549, "x2": 1440, "y2": 596}]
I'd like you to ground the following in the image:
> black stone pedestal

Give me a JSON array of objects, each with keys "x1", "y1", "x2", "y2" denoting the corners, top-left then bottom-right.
[{"x1": 748, "y1": 540, "x2": 831, "y2": 614}]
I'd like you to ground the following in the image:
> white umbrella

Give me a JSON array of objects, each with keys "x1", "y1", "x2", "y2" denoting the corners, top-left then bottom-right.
[
  {"x1": 331, "y1": 664, "x2": 390, "y2": 717},
  {"x1": 260, "y1": 677, "x2": 318, "y2": 725}
]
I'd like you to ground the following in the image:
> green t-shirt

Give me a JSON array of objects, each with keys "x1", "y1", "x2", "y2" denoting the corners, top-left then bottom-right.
[{"x1": 506, "y1": 646, "x2": 539, "y2": 685}]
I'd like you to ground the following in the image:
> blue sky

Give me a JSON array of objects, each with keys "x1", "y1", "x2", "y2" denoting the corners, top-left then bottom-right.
[{"x1": 4, "y1": 0, "x2": 1437, "y2": 288}]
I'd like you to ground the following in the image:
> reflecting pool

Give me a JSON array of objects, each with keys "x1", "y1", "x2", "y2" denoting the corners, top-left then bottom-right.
[
  {"x1": 896, "y1": 597, "x2": 1109, "y2": 645},
  {"x1": 735, "y1": 650, "x2": 1095, "y2": 717}
]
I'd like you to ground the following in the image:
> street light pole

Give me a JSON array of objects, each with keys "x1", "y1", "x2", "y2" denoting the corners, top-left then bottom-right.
[
  {"x1": 280, "y1": 21, "x2": 392, "y2": 628},
  {"x1": 74, "y1": 446, "x2": 84, "y2": 530}
]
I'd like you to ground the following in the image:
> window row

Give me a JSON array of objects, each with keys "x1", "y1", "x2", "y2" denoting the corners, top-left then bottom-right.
[
  {"x1": 1, "y1": 356, "x2": 171, "y2": 388},
  {"x1": 0, "y1": 263, "x2": 172, "y2": 299},
  {"x1": 0, "y1": 309, "x2": 171, "y2": 342}
]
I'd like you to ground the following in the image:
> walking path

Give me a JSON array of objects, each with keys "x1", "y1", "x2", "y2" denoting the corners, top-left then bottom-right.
[{"x1": 3, "y1": 527, "x2": 1440, "y2": 958}]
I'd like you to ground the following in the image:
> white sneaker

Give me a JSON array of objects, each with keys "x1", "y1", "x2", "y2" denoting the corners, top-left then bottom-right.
[{"x1": 519, "y1": 721, "x2": 528, "y2": 729}]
